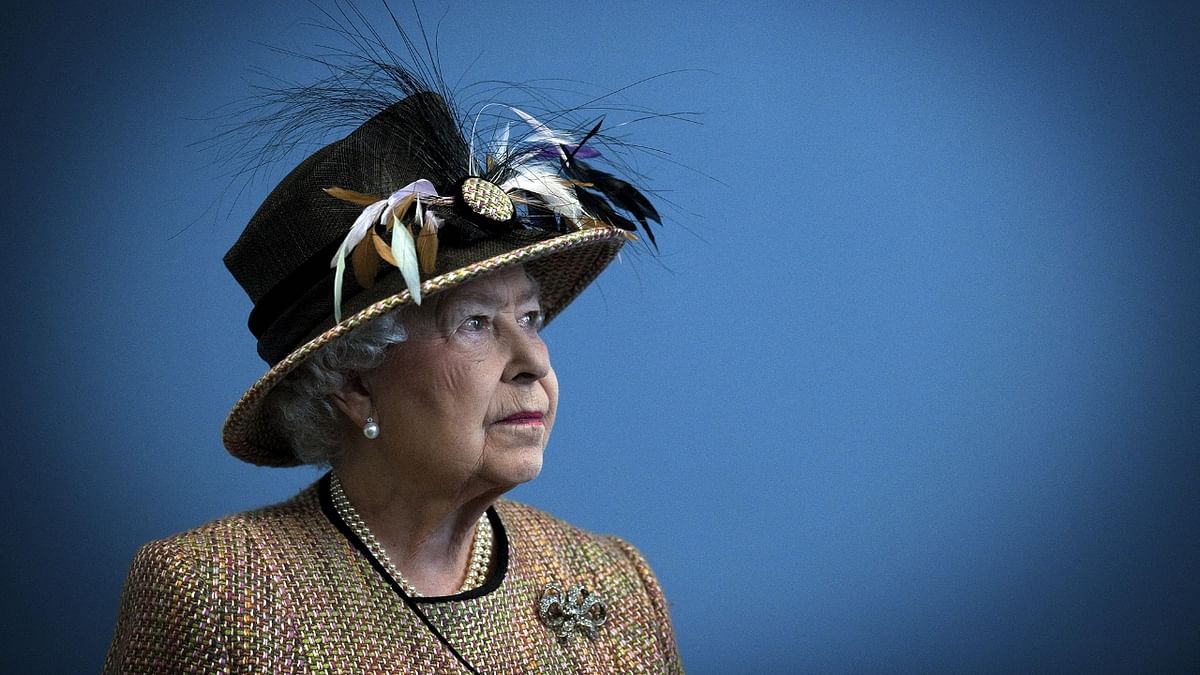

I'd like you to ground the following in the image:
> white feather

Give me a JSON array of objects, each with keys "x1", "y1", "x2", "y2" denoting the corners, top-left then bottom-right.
[
  {"x1": 332, "y1": 200, "x2": 386, "y2": 267},
  {"x1": 469, "y1": 103, "x2": 511, "y2": 174},
  {"x1": 494, "y1": 123, "x2": 511, "y2": 164},
  {"x1": 391, "y1": 211, "x2": 422, "y2": 306},
  {"x1": 509, "y1": 107, "x2": 571, "y2": 161},
  {"x1": 330, "y1": 199, "x2": 387, "y2": 322},
  {"x1": 500, "y1": 165, "x2": 587, "y2": 221}
]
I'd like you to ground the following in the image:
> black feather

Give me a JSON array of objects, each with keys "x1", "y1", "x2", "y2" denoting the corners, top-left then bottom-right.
[
  {"x1": 566, "y1": 159, "x2": 659, "y2": 246},
  {"x1": 566, "y1": 160, "x2": 660, "y2": 224},
  {"x1": 573, "y1": 186, "x2": 638, "y2": 233}
]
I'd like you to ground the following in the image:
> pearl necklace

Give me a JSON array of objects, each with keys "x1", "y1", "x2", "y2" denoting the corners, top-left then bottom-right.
[{"x1": 330, "y1": 473, "x2": 493, "y2": 597}]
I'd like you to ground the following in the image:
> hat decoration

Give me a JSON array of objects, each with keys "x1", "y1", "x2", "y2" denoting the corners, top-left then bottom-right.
[{"x1": 324, "y1": 107, "x2": 661, "y2": 321}]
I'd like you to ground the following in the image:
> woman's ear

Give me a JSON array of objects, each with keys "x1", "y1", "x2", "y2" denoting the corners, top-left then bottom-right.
[{"x1": 330, "y1": 372, "x2": 373, "y2": 426}]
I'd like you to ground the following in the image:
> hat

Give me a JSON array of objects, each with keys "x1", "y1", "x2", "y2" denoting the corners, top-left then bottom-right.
[{"x1": 221, "y1": 88, "x2": 660, "y2": 466}]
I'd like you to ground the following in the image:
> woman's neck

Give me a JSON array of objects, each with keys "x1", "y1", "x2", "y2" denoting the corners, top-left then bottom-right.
[{"x1": 332, "y1": 456, "x2": 500, "y2": 596}]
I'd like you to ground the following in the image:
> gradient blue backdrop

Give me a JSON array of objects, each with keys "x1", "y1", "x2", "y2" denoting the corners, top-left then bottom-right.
[{"x1": 4, "y1": 1, "x2": 1197, "y2": 672}]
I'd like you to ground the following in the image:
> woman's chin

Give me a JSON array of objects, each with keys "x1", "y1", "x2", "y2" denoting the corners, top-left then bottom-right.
[
  {"x1": 480, "y1": 426, "x2": 549, "y2": 486},
  {"x1": 481, "y1": 448, "x2": 544, "y2": 489}
]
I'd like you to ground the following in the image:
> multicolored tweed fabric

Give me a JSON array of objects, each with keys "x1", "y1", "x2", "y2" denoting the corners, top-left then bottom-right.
[{"x1": 105, "y1": 479, "x2": 681, "y2": 673}]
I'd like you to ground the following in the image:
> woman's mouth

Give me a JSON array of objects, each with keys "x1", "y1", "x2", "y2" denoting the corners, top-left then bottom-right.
[{"x1": 497, "y1": 411, "x2": 544, "y2": 425}]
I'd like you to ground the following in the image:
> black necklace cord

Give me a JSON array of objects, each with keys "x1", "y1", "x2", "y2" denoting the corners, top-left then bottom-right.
[{"x1": 319, "y1": 474, "x2": 482, "y2": 674}]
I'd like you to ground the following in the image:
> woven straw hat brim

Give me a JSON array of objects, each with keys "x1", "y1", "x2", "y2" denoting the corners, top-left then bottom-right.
[{"x1": 222, "y1": 226, "x2": 627, "y2": 466}]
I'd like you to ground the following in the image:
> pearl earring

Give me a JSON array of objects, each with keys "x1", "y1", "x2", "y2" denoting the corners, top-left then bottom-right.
[{"x1": 362, "y1": 416, "x2": 380, "y2": 440}]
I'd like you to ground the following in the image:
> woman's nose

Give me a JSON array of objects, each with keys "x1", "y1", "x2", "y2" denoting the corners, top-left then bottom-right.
[{"x1": 502, "y1": 321, "x2": 551, "y2": 384}]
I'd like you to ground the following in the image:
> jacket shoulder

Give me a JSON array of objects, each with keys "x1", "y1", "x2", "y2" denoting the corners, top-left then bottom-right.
[
  {"x1": 104, "y1": 484, "x2": 326, "y2": 673},
  {"x1": 113, "y1": 482, "x2": 326, "y2": 604}
]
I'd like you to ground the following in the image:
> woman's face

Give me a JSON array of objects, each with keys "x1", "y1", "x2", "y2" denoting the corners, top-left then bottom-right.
[{"x1": 362, "y1": 267, "x2": 558, "y2": 492}]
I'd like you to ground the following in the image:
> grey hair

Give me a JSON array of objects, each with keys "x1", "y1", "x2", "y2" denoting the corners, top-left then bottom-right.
[{"x1": 265, "y1": 310, "x2": 411, "y2": 465}]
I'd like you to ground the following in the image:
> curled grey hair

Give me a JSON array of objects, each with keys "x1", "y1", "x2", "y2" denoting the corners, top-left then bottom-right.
[{"x1": 265, "y1": 309, "x2": 411, "y2": 465}]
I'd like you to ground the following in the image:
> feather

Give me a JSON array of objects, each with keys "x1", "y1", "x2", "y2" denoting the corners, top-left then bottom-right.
[
  {"x1": 390, "y1": 213, "x2": 422, "y2": 305},
  {"x1": 332, "y1": 200, "x2": 388, "y2": 268},
  {"x1": 564, "y1": 119, "x2": 604, "y2": 166},
  {"x1": 510, "y1": 106, "x2": 572, "y2": 162},
  {"x1": 470, "y1": 103, "x2": 508, "y2": 173},
  {"x1": 385, "y1": 192, "x2": 417, "y2": 226},
  {"x1": 494, "y1": 123, "x2": 511, "y2": 163},
  {"x1": 499, "y1": 165, "x2": 585, "y2": 221},
  {"x1": 372, "y1": 232, "x2": 397, "y2": 265},
  {"x1": 566, "y1": 160, "x2": 660, "y2": 224},
  {"x1": 324, "y1": 186, "x2": 383, "y2": 207},
  {"x1": 565, "y1": 160, "x2": 660, "y2": 247},
  {"x1": 574, "y1": 187, "x2": 637, "y2": 232},
  {"x1": 351, "y1": 238, "x2": 380, "y2": 288},
  {"x1": 532, "y1": 144, "x2": 600, "y2": 160},
  {"x1": 509, "y1": 107, "x2": 563, "y2": 144},
  {"x1": 331, "y1": 199, "x2": 388, "y2": 322},
  {"x1": 383, "y1": 180, "x2": 438, "y2": 222},
  {"x1": 508, "y1": 107, "x2": 603, "y2": 163},
  {"x1": 333, "y1": 253, "x2": 350, "y2": 323},
  {"x1": 417, "y1": 210, "x2": 439, "y2": 274}
]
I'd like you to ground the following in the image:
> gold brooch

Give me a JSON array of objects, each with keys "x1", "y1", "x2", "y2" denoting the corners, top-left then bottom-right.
[{"x1": 538, "y1": 583, "x2": 607, "y2": 639}]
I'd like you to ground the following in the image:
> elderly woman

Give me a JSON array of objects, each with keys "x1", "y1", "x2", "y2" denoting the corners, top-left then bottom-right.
[{"x1": 104, "y1": 57, "x2": 680, "y2": 673}]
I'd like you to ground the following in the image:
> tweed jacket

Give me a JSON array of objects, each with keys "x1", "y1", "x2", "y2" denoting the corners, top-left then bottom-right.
[{"x1": 105, "y1": 476, "x2": 681, "y2": 673}]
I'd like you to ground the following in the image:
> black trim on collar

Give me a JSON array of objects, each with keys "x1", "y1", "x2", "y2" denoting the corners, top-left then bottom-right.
[
  {"x1": 317, "y1": 472, "x2": 510, "y2": 603},
  {"x1": 317, "y1": 472, "x2": 484, "y2": 674},
  {"x1": 414, "y1": 505, "x2": 509, "y2": 603}
]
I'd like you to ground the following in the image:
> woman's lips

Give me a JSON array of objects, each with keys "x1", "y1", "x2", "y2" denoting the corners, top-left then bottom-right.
[{"x1": 496, "y1": 411, "x2": 544, "y2": 425}]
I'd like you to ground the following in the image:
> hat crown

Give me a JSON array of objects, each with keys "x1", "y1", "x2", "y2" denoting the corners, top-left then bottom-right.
[
  {"x1": 226, "y1": 92, "x2": 464, "y2": 302},
  {"x1": 223, "y1": 93, "x2": 469, "y2": 361}
]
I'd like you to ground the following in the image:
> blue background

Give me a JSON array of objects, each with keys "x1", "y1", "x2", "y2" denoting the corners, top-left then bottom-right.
[{"x1": 3, "y1": 1, "x2": 1197, "y2": 672}]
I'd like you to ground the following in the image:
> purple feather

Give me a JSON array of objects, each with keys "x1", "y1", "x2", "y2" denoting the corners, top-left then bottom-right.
[{"x1": 531, "y1": 143, "x2": 601, "y2": 160}]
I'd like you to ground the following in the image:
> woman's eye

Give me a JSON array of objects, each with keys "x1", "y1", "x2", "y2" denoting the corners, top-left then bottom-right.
[
  {"x1": 461, "y1": 316, "x2": 488, "y2": 333},
  {"x1": 519, "y1": 310, "x2": 545, "y2": 331}
]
